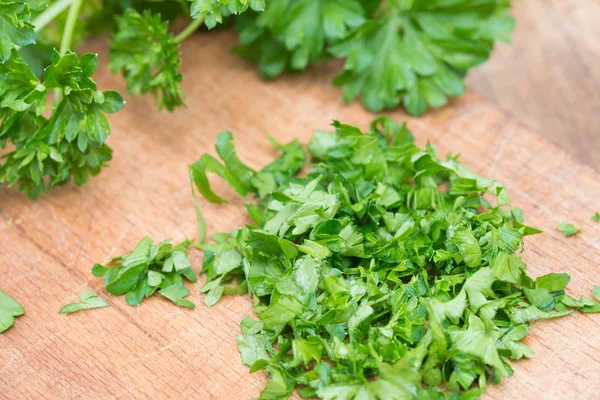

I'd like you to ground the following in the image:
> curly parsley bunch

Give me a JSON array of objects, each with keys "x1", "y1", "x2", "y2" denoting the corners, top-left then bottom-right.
[
  {"x1": 0, "y1": 0, "x2": 266, "y2": 197},
  {"x1": 1, "y1": 0, "x2": 512, "y2": 198}
]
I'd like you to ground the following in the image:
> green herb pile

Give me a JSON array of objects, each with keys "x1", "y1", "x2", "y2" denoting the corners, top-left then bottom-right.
[
  {"x1": 185, "y1": 118, "x2": 599, "y2": 399},
  {"x1": 1, "y1": 0, "x2": 513, "y2": 198},
  {"x1": 30, "y1": 117, "x2": 596, "y2": 396}
]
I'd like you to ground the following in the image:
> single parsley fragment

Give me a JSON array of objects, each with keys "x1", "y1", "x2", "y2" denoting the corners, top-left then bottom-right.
[
  {"x1": 91, "y1": 236, "x2": 197, "y2": 308},
  {"x1": 592, "y1": 212, "x2": 600, "y2": 223},
  {"x1": 59, "y1": 290, "x2": 108, "y2": 314},
  {"x1": 557, "y1": 222, "x2": 580, "y2": 237},
  {"x1": 190, "y1": 117, "x2": 600, "y2": 398},
  {"x1": 0, "y1": 288, "x2": 24, "y2": 333}
]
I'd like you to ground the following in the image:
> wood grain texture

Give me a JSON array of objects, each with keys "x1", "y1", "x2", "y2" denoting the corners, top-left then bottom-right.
[
  {"x1": 1, "y1": 31, "x2": 600, "y2": 399},
  {"x1": 468, "y1": 0, "x2": 600, "y2": 170}
]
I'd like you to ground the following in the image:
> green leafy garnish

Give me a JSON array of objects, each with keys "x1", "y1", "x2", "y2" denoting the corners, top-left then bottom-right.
[
  {"x1": 0, "y1": 0, "x2": 41, "y2": 62},
  {"x1": 7, "y1": 1, "x2": 512, "y2": 118},
  {"x1": 0, "y1": 288, "x2": 24, "y2": 333},
  {"x1": 110, "y1": 9, "x2": 184, "y2": 111},
  {"x1": 91, "y1": 236, "x2": 197, "y2": 308},
  {"x1": 59, "y1": 290, "x2": 108, "y2": 314},
  {"x1": 592, "y1": 212, "x2": 600, "y2": 222},
  {"x1": 557, "y1": 222, "x2": 580, "y2": 237},
  {"x1": 236, "y1": 0, "x2": 513, "y2": 114},
  {"x1": 189, "y1": 117, "x2": 599, "y2": 398},
  {"x1": 159, "y1": 284, "x2": 195, "y2": 308},
  {"x1": 0, "y1": 49, "x2": 124, "y2": 198},
  {"x1": 235, "y1": 0, "x2": 365, "y2": 77}
]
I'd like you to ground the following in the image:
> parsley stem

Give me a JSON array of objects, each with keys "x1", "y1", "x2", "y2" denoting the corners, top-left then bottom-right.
[
  {"x1": 174, "y1": 17, "x2": 204, "y2": 43},
  {"x1": 32, "y1": 0, "x2": 74, "y2": 33},
  {"x1": 54, "y1": 0, "x2": 83, "y2": 104},
  {"x1": 58, "y1": 0, "x2": 82, "y2": 55}
]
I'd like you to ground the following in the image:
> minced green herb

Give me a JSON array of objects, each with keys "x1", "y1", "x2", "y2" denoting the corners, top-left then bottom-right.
[
  {"x1": 185, "y1": 118, "x2": 599, "y2": 399},
  {"x1": 2, "y1": 1, "x2": 513, "y2": 198},
  {"x1": 92, "y1": 237, "x2": 196, "y2": 308},
  {"x1": 592, "y1": 212, "x2": 600, "y2": 223},
  {"x1": 85, "y1": 117, "x2": 598, "y2": 398}
]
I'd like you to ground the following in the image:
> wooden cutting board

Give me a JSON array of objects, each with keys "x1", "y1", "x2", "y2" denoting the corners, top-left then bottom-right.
[{"x1": 1, "y1": 31, "x2": 599, "y2": 399}]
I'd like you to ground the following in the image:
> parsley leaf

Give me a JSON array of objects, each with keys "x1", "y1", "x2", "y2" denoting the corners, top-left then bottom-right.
[
  {"x1": 237, "y1": 317, "x2": 274, "y2": 372},
  {"x1": 92, "y1": 237, "x2": 196, "y2": 308},
  {"x1": 110, "y1": 10, "x2": 185, "y2": 111},
  {"x1": 594, "y1": 286, "x2": 600, "y2": 302},
  {"x1": 59, "y1": 290, "x2": 109, "y2": 314},
  {"x1": 592, "y1": 212, "x2": 600, "y2": 223},
  {"x1": 189, "y1": 130, "x2": 305, "y2": 204},
  {"x1": 0, "y1": 288, "x2": 24, "y2": 333},
  {"x1": 160, "y1": 284, "x2": 195, "y2": 308},
  {"x1": 236, "y1": 0, "x2": 513, "y2": 114},
  {"x1": 557, "y1": 222, "x2": 580, "y2": 237},
  {"x1": 235, "y1": 0, "x2": 365, "y2": 77}
]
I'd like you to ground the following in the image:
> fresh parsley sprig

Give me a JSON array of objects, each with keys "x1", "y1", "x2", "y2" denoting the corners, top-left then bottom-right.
[
  {"x1": 0, "y1": 0, "x2": 124, "y2": 198},
  {"x1": 0, "y1": 48, "x2": 123, "y2": 198},
  {"x1": 109, "y1": 9, "x2": 186, "y2": 111}
]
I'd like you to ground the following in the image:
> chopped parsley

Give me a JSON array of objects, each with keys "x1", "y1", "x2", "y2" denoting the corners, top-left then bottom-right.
[
  {"x1": 0, "y1": 289, "x2": 24, "y2": 333},
  {"x1": 188, "y1": 117, "x2": 600, "y2": 398},
  {"x1": 60, "y1": 291, "x2": 108, "y2": 314},
  {"x1": 557, "y1": 222, "x2": 580, "y2": 237},
  {"x1": 92, "y1": 237, "x2": 197, "y2": 308},
  {"x1": 592, "y1": 212, "x2": 600, "y2": 223}
]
